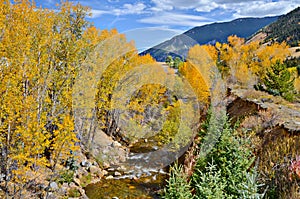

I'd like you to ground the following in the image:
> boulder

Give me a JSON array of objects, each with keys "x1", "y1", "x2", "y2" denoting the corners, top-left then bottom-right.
[
  {"x1": 80, "y1": 160, "x2": 91, "y2": 168},
  {"x1": 49, "y1": 181, "x2": 58, "y2": 190},
  {"x1": 89, "y1": 165, "x2": 102, "y2": 175}
]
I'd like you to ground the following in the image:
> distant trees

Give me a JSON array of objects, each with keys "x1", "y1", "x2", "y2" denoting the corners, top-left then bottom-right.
[{"x1": 165, "y1": 55, "x2": 183, "y2": 69}]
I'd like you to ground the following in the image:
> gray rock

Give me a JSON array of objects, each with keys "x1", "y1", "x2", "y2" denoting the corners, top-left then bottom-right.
[
  {"x1": 80, "y1": 160, "x2": 91, "y2": 167},
  {"x1": 49, "y1": 181, "x2": 58, "y2": 190},
  {"x1": 114, "y1": 171, "x2": 121, "y2": 176},
  {"x1": 47, "y1": 192, "x2": 57, "y2": 199},
  {"x1": 111, "y1": 141, "x2": 122, "y2": 147},
  {"x1": 152, "y1": 146, "x2": 159, "y2": 150}
]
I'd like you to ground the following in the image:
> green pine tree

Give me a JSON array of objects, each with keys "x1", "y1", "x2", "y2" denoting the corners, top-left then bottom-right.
[{"x1": 263, "y1": 60, "x2": 296, "y2": 101}]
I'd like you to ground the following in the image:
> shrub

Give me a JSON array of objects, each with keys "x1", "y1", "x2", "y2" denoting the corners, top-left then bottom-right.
[
  {"x1": 57, "y1": 170, "x2": 74, "y2": 184},
  {"x1": 68, "y1": 187, "x2": 81, "y2": 197}
]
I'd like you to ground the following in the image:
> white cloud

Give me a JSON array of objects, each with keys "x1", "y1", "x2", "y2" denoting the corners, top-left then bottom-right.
[
  {"x1": 114, "y1": 3, "x2": 147, "y2": 16},
  {"x1": 229, "y1": 1, "x2": 300, "y2": 18},
  {"x1": 150, "y1": 0, "x2": 299, "y2": 15},
  {"x1": 139, "y1": 13, "x2": 212, "y2": 26},
  {"x1": 88, "y1": 2, "x2": 147, "y2": 18},
  {"x1": 89, "y1": 9, "x2": 110, "y2": 18},
  {"x1": 151, "y1": 0, "x2": 219, "y2": 11}
]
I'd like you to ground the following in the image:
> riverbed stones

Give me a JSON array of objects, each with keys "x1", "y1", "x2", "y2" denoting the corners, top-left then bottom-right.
[
  {"x1": 106, "y1": 175, "x2": 114, "y2": 179},
  {"x1": 102, "y1": 170, "x2": 109, "y2": 176},
  {"x1": 114, "y1": 171, "x2": 122, "y2": 176}
]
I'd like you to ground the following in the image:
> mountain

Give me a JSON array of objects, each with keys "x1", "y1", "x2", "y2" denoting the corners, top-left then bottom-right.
[
  {"x1": 140, "y1": 17, "x2": 278, "y2": 62},
  {"x1": 261, "y1": 7, "x2": 300, "y2": 47}
]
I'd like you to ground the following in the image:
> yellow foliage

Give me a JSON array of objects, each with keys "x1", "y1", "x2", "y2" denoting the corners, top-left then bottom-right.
[
  {"x1": 294, "y1": 77, "x2": 300, "y2": 91},
  {"x1": 0, "y1": 0, "x2": 94, "y2": 193},
  {"x1": 215, "y1": 35, "x2": 290, "y2": 86},
  {"x1": 179, "y1": 61, "x2": 210, "y2": 104}
]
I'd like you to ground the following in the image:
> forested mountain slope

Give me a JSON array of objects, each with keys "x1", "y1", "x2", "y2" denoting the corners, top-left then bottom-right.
[{"x1": 141, "y1": 17, "x2": 278, "y2": 61}]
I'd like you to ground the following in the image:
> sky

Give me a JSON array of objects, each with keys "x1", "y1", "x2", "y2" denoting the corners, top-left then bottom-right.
[{"x1": 35, "y1": 0, "x2": 300, "y2": 52}]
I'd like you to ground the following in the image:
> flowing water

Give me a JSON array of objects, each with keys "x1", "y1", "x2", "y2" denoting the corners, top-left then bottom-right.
[{"x1": 84, "y1": 138, "x2": 191, "y2": 198}]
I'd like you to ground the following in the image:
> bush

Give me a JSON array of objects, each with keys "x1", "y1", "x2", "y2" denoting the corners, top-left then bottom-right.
[
  {"x1": 68, "y1": 187, "x2": 81, "y2": 197},
  {"x1": 58, "y1": 170, "x2": 74, "y2": 184}
]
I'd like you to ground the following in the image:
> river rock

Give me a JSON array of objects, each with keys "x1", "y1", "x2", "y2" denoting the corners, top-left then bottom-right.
[
  {"x1": 152, "y1": 146, "x2": 159, "y2": 150},
  {"x1": 102, "y1": 170, "x2": 109, "y2": 176},
  {"x1": 103, "y1": 161, "x2": 110, "y2": 168},
  {"x1": 106, "y1": 175, "x2": 114, "y2": 180},
  {"x1": 49, "y1": 182, "x2": 58, "y2": 190},
  {"x1": 117, "y1": 165, "x2": 126, "y2": 172},
  {"x1": 89, "y1": 165, "x2": 101, "y2": 174},
  {"x1": 47, "y1": 192, "x2": 57, "y2": 199},
  {"x1": 111, "y1": 141, "x2": 122, "y2": 147},
  {"x1": 107, "y1": 167, "x2": 115, "y2": 171},
  {"x1": 81, "y1": 160, "x2": 91, "y2": 168},
  {"x1": 114, "y1": 171, "x2": 121, "y2": 176},
  {"x1": 73, "y1": 178, "x2": 81, "y2": 187}
]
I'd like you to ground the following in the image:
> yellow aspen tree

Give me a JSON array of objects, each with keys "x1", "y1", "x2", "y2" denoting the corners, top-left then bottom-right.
[
  {"x1": 179, "y1": 45, "x2": 211, "y2": 104},
  {"x1": 256, "y1": 42, "x2": 291, "y2": 78},
  {"x1": 0, "y1": 1, "x2": 90, "y2": 197}
]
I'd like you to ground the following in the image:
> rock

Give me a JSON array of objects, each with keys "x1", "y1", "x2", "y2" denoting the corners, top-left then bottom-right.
[
  {"x1": 102, "y1": 170, "x2": 108, "y2": 176},
  {"x1": 107, "y1": 167, "x2": 115, "y2": 171},
  {"x1": 261, "y1": 98, "x2": 273, "y2": 103},
  {"x1": 89, "y1": 165, "x2": 101, "y2": 174},
  {"x1": 58, "y1": 186, "x2": 68, "y2": 196},
  {"x1": 47, "y1": 192, "x2": 57, "y2": 199},
  {"x1": 80, "y1": 160, "x2": 91, "y2": 167},
  {"x1": 49, "y1": 181, "x2": 58, "y2": 190},
  {"x1": 111, "y1": 141, "x2": 122, "y2": 147},
  {"x1": 106, "y1": 175, "x2": 114, "y2": 180},
  {"x1": 112, "y1": 197, "x2": 119, "y2": 199},
  {"x1": 73, "y1": 178, "x2": 81, "y2": 187},
  {"x1": 103, "y1": 162, "x2": 110, "y2": 168},
  {"x1": 114, "y1": 171, "x2": 121, "y2": 176},
  {"x1": 152, "y1": 146, "x2": 159, "y2": 151},
  {"x1": 117, "y1": 165, "x2": 126, "y2": 172}
]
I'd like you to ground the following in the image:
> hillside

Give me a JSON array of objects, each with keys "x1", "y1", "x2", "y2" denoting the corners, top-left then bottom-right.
[
  {"x1": 140, "y1": 17, "x2": 277, "y2": 61},
  {"x1": 262, "y1": 7, "x2": 300, "y2": 46}
]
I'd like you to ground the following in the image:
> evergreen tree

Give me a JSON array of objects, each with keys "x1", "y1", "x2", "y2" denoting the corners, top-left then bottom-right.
[{"x1": 263, "y1": 60, "x2": 296, "y2": 101}]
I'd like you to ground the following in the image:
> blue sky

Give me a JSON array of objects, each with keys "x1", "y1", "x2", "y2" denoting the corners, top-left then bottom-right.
[{"x1": 35, "y1": 0, "x2": 299, "y2": 51}]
